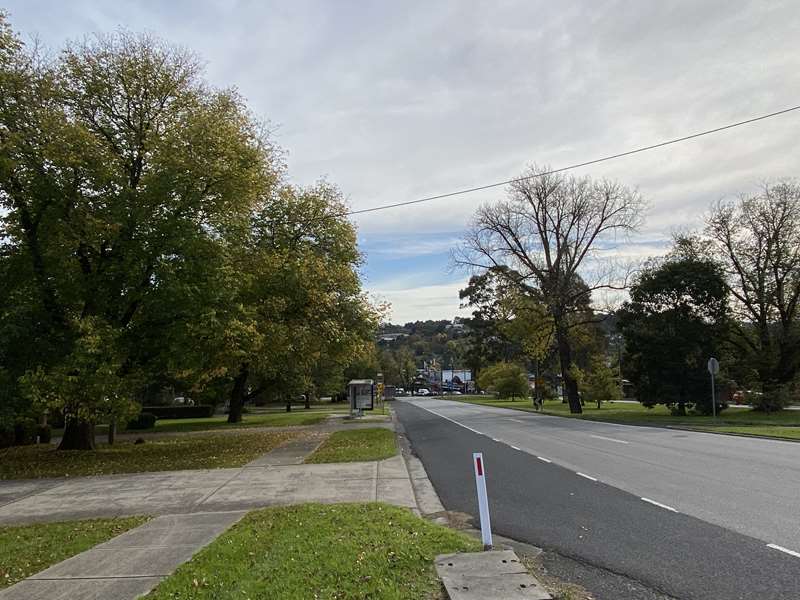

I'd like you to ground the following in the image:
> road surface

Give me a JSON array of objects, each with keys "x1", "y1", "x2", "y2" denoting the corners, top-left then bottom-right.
[{"x1": 395, "y1": 398, "x2": 800, "y2": 600}]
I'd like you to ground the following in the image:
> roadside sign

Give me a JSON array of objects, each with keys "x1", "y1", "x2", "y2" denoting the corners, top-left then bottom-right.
[
  {"x1": 472, "y1": 452, "x2": 493, "y2": 549},
  {"x1": 707, "y1": 357, "x2": 719, "y2": 375}
]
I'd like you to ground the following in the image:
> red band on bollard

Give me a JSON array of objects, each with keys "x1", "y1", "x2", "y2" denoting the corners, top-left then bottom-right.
[{"x1": 476, "y1": 456, "x2": 483, "y2": 476}]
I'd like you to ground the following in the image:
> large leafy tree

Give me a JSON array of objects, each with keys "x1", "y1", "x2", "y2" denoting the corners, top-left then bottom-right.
[
  {"x1": 0, "y1": 25, "x2": 279, "y2": 448},
  {"x1": 618, "y1": 247, "x2": 729, "y2": 415},
  {"x1": 458, "y1": 270, "x2": 524, "y2": 374},
  {"x1": 206, "y1": 183, "x2": 378, "y2": 423}
]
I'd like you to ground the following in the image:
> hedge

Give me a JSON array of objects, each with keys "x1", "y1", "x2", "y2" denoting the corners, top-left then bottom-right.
[
  {"x1": 127, "y1": 412, "x2": 157, "y2": 430},
  {"x1": 141, "y1": 405, "x2": 215, "y2": 419}
]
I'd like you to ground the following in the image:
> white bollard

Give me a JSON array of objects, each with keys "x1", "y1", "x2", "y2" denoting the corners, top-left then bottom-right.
[{"x1": 472, "y1": 452, "x2": 493, "y2": 549}]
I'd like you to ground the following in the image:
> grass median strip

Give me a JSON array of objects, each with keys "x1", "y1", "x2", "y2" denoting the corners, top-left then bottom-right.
[
  {"x1": 0, "y1": 516, "x2": 148, "y2": 588},
  {"x1": 305, "y1": 428, "x2": 397, "y2": 463},
  {"x1": 0, "y1": 430, "x2": 296, "y2": 480},
  {"x1": 145, "y1": 503, "x2": 480, "y2": 600}
]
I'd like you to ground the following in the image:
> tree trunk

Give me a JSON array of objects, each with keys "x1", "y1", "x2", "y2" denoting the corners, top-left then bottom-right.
[
  {"x1": 58, "y1": 417, "x2": 96, "y2": 451},
  {"x1": 555, "y1": 324, "x2": 582, "y2": 414},
  {"x1": 285, "y1": 397, "x2": 292, "y2": 413},
  {"x1": 227, "y1": 363, "x2": 249, "y2": 424},
  {"x1": 107, "y1": 420, "x2": 116, "y2": 445},
  {"x1": 304, "y1": 391, "x2": 311, "y2": 410}
]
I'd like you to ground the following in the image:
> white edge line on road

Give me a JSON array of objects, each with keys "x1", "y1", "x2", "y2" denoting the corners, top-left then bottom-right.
[
  {"x1": 537, "y1": 456, "x2": 552, "y2": 463},
  {"x1": 511, "y1": 445, "x2": 521, "y2": 451},
  {"x1": 491, "y1": 438, "x2": 501, "y2": 442},
  {"x1": 413, "y1": 404, "x2": 483, "y2": 436},
  {"x1": 508, "y1": 418, "x2": 525, "y2": 423},
  {"x1": 641, "y1": 497, "x2": 678, "y2": 512},
  {"x1": 589, "y1": 434, "x2": 630, "y2": 444},
  {"x1": 576, "y1": 472, "x2": 598, "y2": 482},
  {"x1": 767, "y1": 543, "x2": 800, "y2": 559}
]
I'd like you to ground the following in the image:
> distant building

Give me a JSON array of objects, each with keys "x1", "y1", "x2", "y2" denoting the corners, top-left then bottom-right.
[
  {"x1": 377, "y1": 332, "x2": 409, "y2": 343},
  {"x1": 445, "y1": 317, "x2": 467, "y2": 332}
]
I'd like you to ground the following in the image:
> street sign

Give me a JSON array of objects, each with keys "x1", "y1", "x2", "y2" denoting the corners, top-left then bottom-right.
[
  {"x1": 472, "y1": 452, "x2": 493, "y2": 549},
  {"x1": 707, "y1": 357, "x2": 719, "y2": 375}
]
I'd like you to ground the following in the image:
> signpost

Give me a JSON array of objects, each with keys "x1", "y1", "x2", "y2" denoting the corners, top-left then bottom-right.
[
  {"x1": 472, "y1": 452, "x2": 493, "y2": 549},
  {"x1": 707, "y1": 357, "x2": 720, "y2": 419}
]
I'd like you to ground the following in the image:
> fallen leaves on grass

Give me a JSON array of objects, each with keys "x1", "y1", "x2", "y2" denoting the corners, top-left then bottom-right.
[{"x1": 0, "y1": 431, "x2": 296, "y2": 480}]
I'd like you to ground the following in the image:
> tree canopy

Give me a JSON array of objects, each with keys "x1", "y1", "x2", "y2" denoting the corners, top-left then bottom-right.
[
  {"x1": 617, "y1": 248, "x2": 729, "y2": 415},
  {"x1": 0, "y1": 20, "x2": 377, "y2": 448}
]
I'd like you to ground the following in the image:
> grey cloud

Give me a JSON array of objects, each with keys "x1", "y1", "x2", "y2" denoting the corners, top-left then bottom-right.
[{"x1": 5, "y1": 0, "x2": 799, "y2": 319}]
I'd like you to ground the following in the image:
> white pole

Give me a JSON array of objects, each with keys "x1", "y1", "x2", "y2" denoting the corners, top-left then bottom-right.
[
  {"x1": 472, "y1": 452, "x2": 493, "y2": 549},
  {"x1": 711, "y1": 371, "x2": 716, "y2": 420}
]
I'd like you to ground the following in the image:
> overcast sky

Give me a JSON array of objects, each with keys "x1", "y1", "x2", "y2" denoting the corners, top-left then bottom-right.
[{"x1": 6, "y1": 1, "x2": 799, "y2": 323}]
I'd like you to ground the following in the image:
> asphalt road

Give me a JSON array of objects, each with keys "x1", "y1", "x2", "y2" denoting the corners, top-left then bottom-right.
[{"x1": 395, "y1": 398, "x2": 800, "y2": 600}]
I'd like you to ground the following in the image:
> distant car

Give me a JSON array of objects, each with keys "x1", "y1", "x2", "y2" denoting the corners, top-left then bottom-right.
[
  {"x1": 417, "y1": 388, "x2": 431, "y2": 396},
  {"x1": 451, "y1": 391, "x2": 462, "y2": 395},
  {"x1": 173, "y1": 396, "x2": 195, "y2": 406}
]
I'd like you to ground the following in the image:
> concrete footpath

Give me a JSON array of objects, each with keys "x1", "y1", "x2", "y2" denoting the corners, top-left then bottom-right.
[
  {"x1": 0, "y1": 427, "x2": 419, "y2": 599},
  {"x1": 0, "y1": 511, "x2": 246, "y2": 600},
  {"x1": 0, "y1": 454, "x2": 416, "y2": 526}
]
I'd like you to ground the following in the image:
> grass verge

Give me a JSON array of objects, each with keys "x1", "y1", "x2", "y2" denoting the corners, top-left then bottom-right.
[
  {"x1": 446, "y1": 396, "x2": 800, "y2": 440},
  {"x1": 145, "y1": 503, "x2": 479, "y2": 600},
  {"x1": 150, "y1": 410, "x2": 332, "y2": 433},
  {"x1": 0, "y1": 430, "x2": 296, "y2": 480},
  {"x1": 306, "y1": 428, "x2": 397, "y2": 463},
  {"x1": 0, "y1": 516, "x2": 148, "y2": 588}
]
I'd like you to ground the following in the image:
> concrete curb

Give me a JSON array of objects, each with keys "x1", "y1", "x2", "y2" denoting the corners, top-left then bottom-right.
[{"x1": 391, "y1": 404, "x2": 446, "y2": 516}]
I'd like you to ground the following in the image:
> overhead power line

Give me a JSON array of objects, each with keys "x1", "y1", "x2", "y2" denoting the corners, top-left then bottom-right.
[{"x1": 343, "y1": 104, "x2": 800, "y2": 218}]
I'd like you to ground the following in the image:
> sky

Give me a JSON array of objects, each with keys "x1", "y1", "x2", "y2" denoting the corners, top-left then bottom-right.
[{"x1": 5, "y1": 1, "x2": 799, "y2": 323}]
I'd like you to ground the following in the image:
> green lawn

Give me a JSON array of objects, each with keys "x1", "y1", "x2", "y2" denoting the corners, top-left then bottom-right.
[
  {"x1": 306, "y1": 428, "x2": 398, "y2": 463},
  {"x1": 48, "y1": 405, "x2": 350, "y2": 438},
  {"x1": 0, "y1": 430, "x2": 296, "y2": 480},
  {"x1": 0, "y1": 516, "x2": 148, "y2": 588},
  {"x1": 447, "y1": 395, "x2": 800, "y2": 440},
  {"x1": 149, "y1": 410, "x2": 335, "y2": 433},
  {"x1": 145, "y1": 503, "x2": 480, "y2": 600}
]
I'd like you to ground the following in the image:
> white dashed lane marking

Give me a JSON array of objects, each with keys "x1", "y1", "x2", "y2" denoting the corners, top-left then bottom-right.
[
  {"x1": 537, "y1": 456, "x2": 552, "y2": 463},
  {"x1": 590, "y1": 434, "x2": 630, "y2": 444},
  {"x1": 576, "y1": 472, "x2": 598, "y2": 482},
  {"x1": 767, "y1": 544, "x2": 800, "y2": 559},
  {"x1": 641, "y1": 497, "x2": 678, "y2": 512}
]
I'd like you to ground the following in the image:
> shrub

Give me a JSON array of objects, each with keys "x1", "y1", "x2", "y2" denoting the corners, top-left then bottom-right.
[
  {"x1": 127, "y1": 412, "x2": 157, "y2": 430},
  {"x1": 751, "y1": 384, "x2": 792, "y2": 413},
  {"x1": 13, "y1": 419, "x2": 39, "y2": 445},
  {"x1": 142, "y1": 405, "x2": 215, "y2": 419},
  {"x1": 37, "y1": 424, "x2": 52, "y2": 444},
  {"x1": 578, "y1": 357, "x2": 622, "y2": 408},
  {"x1": 478, "y1": 362, "x2": 529, "y2": 399},
  {"x1": 0, "y1": 427, "x2": 13, "y2": 449}
]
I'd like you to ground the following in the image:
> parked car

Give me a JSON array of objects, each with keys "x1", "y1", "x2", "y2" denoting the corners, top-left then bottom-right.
[
  {"x1": 417, "y1": 388, "x2": 431, "y2": 396},
  {"x1": 451, "y1": 390, "x2": 462, "y2": 395}
]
